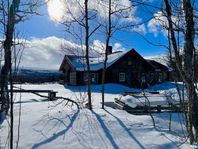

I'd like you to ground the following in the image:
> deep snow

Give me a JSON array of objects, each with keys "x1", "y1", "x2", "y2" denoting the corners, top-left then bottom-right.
[{"x1": 0, "y1": 82, "x2": 197, "y2": 149}]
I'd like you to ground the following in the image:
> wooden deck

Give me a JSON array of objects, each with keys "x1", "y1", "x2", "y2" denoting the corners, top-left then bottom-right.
[{"x1": 114, "y1": 97, "x2": 186, "y2": 114}]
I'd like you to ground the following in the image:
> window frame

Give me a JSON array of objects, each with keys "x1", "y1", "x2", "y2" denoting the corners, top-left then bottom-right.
[
  {"x1": 91, "y1": 73, "x2": 96, "y2": 83},
  {"x1": 119, "y1": 72, "x2": 126, "y2": 82}
]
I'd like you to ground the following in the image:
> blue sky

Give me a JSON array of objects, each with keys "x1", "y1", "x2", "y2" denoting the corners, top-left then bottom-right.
[
  {"x1": 17, "y1": 5, "x2": 167, "y2": 54},
  {"x1": 14, "y1": 0, "x2": 169, "y2": 69}
]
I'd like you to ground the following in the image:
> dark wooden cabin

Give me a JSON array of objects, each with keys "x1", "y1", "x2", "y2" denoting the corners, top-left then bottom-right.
[{"x1": 59, "y1": 48, "x2": 168, "y2": 88}]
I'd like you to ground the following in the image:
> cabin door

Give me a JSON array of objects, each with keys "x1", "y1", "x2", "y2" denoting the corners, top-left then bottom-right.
[
  {"x1": 130, "y1": 72, "x2": 139, "y2": 87},
  {"x1": 69, "y1": 72, "x2": 77, "y2": 85}
]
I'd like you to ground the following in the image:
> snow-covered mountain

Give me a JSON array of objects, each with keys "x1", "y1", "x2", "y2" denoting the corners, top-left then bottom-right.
[{"x1": 144, "y1": 54, "x2": 168, "y2": 66}]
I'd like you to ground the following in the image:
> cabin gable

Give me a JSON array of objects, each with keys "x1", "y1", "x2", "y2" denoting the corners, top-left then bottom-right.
[{"x1": 106, "y1": 49, "x2": 155, "y2": 87}]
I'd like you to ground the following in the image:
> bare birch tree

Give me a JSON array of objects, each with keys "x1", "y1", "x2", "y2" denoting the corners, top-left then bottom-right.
[
  {"x1": 128, "y1": 0, "x2": 197, "y2": 143},
  {"x1": 61, "y1": 0, "x2": 102, "y2": 110},
  {"x1": 0, "y1": 1, "x2": 42, "y2": 148},
  {"x1": 100, "y1": 0, "x2": 137, "y2": 109},
  {"x1": 84, "y1": 0, "x2": 92, "y2": 110},
  {"x1": 0, "y1": 0, "x2": 42, "y2": 113},
  {"x1": 163, "y1": 0, "x2": 198, "y2": 143},
  {"x1": 101, "y1": 0, "x2": 112, "y2": 109}
]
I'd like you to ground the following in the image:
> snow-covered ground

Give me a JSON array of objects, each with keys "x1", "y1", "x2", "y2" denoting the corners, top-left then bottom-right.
[{"x1": 0, "y1": 82, "x2": 197, "y2": 149}]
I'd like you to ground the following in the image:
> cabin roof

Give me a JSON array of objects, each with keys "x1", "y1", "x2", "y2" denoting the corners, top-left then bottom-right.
[
  {"x1": 60, "y1": 50, "x2": 128, "y2": 71},
  {"x1": 59, "y1": 49, "x2": 168, "y2": 71},
  {"x1": 146, "y1": 60, "x2": 168, "y2": 71}
]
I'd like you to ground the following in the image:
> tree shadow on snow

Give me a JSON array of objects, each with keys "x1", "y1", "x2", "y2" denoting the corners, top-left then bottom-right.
[
  {"x1": 104, "y1": 102, "x2": 115, "y2": 108},
  {"x1": 64, "y1": 82, "x2": 184, "y2": 94},
  {"x1": 14, "y1": 98, "x2": 48, "y2": 104},
  {"x1": 147, "y1": 82, "x2": 184, "y2": 91},
  {"x1": 31, "y1": 109, "x2": 80, "y2": 149},
  {"x1": 104, "y1": 109, "x2": 146, "y2": 149},
  {"x1": 0, "y1": 111, "x2": 6, "y2": 125},
  {"x1": 64, "y1": 83, "x2": 136, "y2": 94},
  {"x1": 92, "y1": 110, "x2": 119, "y2": 149},
  {"x1": 152, "y1": 112, "x2": 186, "y2": 124}
]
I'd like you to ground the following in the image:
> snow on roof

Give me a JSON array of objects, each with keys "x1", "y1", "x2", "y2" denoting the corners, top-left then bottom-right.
[{"x1": 69, "y1": 51, "x2": 127, "y2": 71}]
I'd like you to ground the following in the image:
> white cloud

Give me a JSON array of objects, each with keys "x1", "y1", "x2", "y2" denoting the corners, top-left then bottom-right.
[
  {"x1": 92, "y1": 40, "x2": 105, "y2": 54},
  {"x1": 47, "y1": 0, "x2": 66, "y2": 22},
  {"x1": 132, "y1": 24, "x2": 147, "y2": 35},
  {"x1": 91, "y1": 40, "x2": 126, "y2": 54},
  {"x1": 147, "y1": 11, "x2": 179, "y2": 37},
  {"x1": 147, "y1": 11, "x2": 166, "y2": 37},
  {"x1": 47, "y1": 0, "x2": 140, "y2": 23},
  {"x1": 13, "y1": 36, "x2": 125, "y2": 70},
  {"x1": 21, "y1": 36, "x2": 64, "y2": 70},
  {"x1": 113, "y1": 43, "x2": 126, "y2": 51},
  {"x1": 93, "y1": 0, "x2": 139, "y2": 23}
]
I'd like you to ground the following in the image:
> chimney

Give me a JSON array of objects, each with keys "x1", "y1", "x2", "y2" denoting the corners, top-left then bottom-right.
[{"x1": 107, "y1": 46, "x2": 112, "y2": 55}]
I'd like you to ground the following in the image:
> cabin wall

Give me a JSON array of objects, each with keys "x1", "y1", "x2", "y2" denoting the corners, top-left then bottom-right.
[
  {"x1": 74, "y1": 71, "x2": 100, "y2": 86},
  {"x1": 106, "y1": 51, "x2": 152, "y2": 87},
  {"x1": 147, "y1": 71, "x2": 168, "y2": 85}
]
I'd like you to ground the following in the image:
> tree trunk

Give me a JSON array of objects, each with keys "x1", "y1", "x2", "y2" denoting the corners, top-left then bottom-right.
[
  {"x1": 164, "y1": 0, "x2": 198, "y2": 144},
  {"x1": 85, "y1": 0, "x2": 92, "y2": 110},
  {"x1": 102, "y1": 0, "x2": 112, "y2": 109},
  {"x1": 182, "y1": 0, "x2": 197, "y2": 143},
  {"x1": 164, "y1": 0, "x2": 183, "y2": 80},
  {"x1": 0, "y1": 1, "x2": 15, "y2": 114},
  {"x1": 0, "y1": 1, "x2": 17, "y2": 149}
]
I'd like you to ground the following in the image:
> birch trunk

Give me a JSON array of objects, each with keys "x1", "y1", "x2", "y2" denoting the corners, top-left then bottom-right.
[
  {"x1": 182, "y1": 0, "x2": 198, "y2": 143},
  {"x1": 85, "y1": 0, "x2": 92, "y2": 110},
  {"x1": 102, "y1": 0, "x2": 112, "y2": 109}
]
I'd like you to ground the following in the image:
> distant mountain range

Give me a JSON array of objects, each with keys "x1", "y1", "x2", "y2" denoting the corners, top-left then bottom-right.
[
  {"x1": 12, "y1": 68, "x2": 63, "y2": 83},
  {"x1": 15, "y1": 68, "x2": 60, "y2": 75}
]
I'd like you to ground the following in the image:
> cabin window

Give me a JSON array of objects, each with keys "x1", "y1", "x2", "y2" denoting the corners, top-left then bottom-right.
[
  {"x1": 128, "y1": 57, "x2": 132, "y2": 65},
  {"x1": 150, "y1": 72, "x2": 154, "y2": 79},
  {"x1": 140, "y1": 74, "x2": 146, "y2": 83},
  {"x1": 158, "y1": 72, "x2": 163, "y2": 82},
  {"x1": 84, "y1": 72, "x2": 97, "y2": 83},
  {"x1": 155, "y1": 69, "x2": 160, "y2": 72},
  {"x1": 119, "y1": 73, "x2": 126, "y2": 82},
  {"x1": 84, "y1": 72, "x2": 88, "y2": 82},
  {"x1": 91, "y1": 73, "x2": 96, "y2": 83}
]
